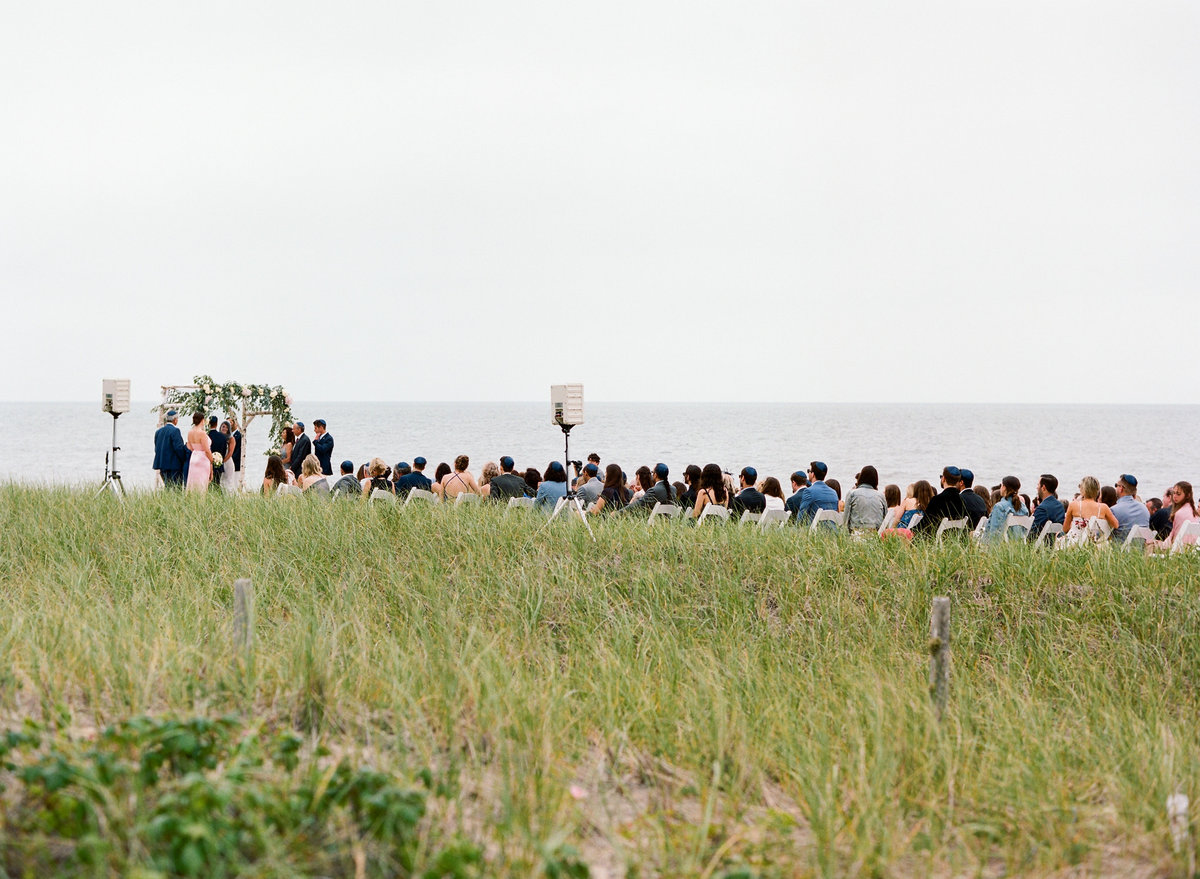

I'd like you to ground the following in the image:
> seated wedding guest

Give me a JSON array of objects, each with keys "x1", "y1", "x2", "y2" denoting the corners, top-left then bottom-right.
[
  {"x1": 1029, "y1": 474, "x2": 1065, "y2": 542},
  {"x1": 958, "y1": 468, "x2": 987, "y2": 528},
  {"x1": 795, "y1": 462, "x2": 838, "y2": 524},
  {"x1": 523, "y1": 467, "x2": 541, "y2": 496},
  {"x1": 300, "y1": 454, "x2": 330, "y2": 495},
  {"x1": 896, "y1": 480, "x2": 934, "y2": 529},
  {"x1": 761, "y1": 477, "x2": 786, "y2": 513},
  {"x1": 395, "y1": 458, "x2": 433, "y2": 497},
  {"x1": 883, "y1": 484, "x2": 903, "y2": 524},
  {"x1": 973, "y1": 485, "x2": 993, "y2": 515},
  {"x1": 331, "y1": 460, "x2": 361, "y2": 497},
  {"x1": 435, "y1": 455, "x2": 481, "y2": 500},
  {"x1": 1148, "y1": 497, "x2": 1172, "y2": 540},
  {"x1": 1061, "y1": 476, "x2": 1119, "y2": 542},
  {"x1": 913, "y1": 467, "x2": 968, "y2": 538},
  {"x1": 279, "y1": 426, "x2": 295, "y2": 472},
  {"x1": 630, "y1": 466, "x2": 653, "y2": 503},
  {"x1": 535, "y1": 461, "x2": 569, "y2": 511},
  {"x1": 262, "y1": 455, "x2": 289, "y2": 495},
  {"x1": 575, "y1": 463, "x2": 603, "y2": 506},
  {"x1": 844, "y1": 466, "x2": 888, "y2": 531},
  {"x1": 679, "y1": 464, "x2": 703, "y2": 509},
  {"x1": 826, "y1": 479, "x2": 843, "y2": 512},
  {"x1": 1166, "y1": 482, "x2": 1198, "y2": 546},
  {"x1": 785, "y1": 471, "x2": 808, "y2": 518},
  {"x1": 589, "y1": 463, "x2": 631, "y2": 514},
  {"x1": 356, "y1": 463, "x2": 369, "y2": 492},
  {"x1": 1099, "y1": 485, "x2": 1118, "y2": 508},
  {"x1": 692, "y1": 463, "x2": 729, "y2": 518},
  {"x1": 478, "y1": 461, "x2": 500, "y2": 496},
  {"x1": 1110, "y1": 474, "x2": 1149, "y2": 543},
  {"x1": 1020, "y1": 494, "x2": 1032, "y2": 514},
  {"x1": 622, "y1": 463, "x2": 676, "y2": 513},
  {"x1": 432, "y1": 462, "x2": 451, "y2": 492},
  {"x1": 731, "y1": 467, "x2": 765, "y2": 514},
  {"x1": 487, "y1": 456, "x2": 529, "y2": 502},
  {"x1": 362, "y1": 457, "x2": 394, "y2": 500},
  {"x1": 982, "y1": 475, "x2": 1028, "y2": 541}
]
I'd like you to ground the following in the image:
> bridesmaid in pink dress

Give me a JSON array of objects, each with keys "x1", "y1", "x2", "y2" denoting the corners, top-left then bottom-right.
[{"x1": 185, "y1": 412, "x2": 213, "y2": 492}]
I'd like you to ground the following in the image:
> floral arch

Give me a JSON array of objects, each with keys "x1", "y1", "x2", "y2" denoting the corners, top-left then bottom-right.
[{"x1": 156, "y1": 375, "x2": 294, "y2": 459}]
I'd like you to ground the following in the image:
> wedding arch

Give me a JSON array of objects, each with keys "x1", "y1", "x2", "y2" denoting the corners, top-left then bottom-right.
[{"x1": 156, "y1": 375, "x2": 295, "y2": 460}]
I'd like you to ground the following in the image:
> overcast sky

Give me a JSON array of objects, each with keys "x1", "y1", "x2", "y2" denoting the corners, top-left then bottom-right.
[{"x1": 3, "y1": 2, "x2": 1197, "y2": 403}]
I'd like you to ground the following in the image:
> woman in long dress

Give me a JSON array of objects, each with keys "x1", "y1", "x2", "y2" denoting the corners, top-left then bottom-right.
[
  {"x1": 185, "y1": 412, "x2": 212, "y2": 492},
  {"x1": 219, "y1": 421, "x2": 239, "y2": 493}
]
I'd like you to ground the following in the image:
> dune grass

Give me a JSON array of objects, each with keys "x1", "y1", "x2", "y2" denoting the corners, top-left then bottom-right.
[{"x1": 0, "y1": 486, "x2": 1197, "y2": 877}]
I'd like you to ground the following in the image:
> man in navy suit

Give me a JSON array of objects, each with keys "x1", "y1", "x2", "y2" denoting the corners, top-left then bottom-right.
[
  {"x1": 1029, "y1": 473, "x2": 1066, "y2": 544},
  {"x1": 312, "y1": 419, "x2": 334, "y2": 476},
  {"x1": 153, "y1": 410, "x2": 190, "y2": 488},
  {"x1": 290, "y1": 421, "x2": 312, "y2": 479}
]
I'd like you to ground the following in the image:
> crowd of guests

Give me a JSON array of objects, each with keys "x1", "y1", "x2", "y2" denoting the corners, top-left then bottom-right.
[{"x1": 253, "y1": 429, "x2": 1199, "y2": 549}]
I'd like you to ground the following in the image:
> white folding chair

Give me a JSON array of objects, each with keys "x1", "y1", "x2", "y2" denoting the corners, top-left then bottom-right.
[
  {"x1": 1170, "y1": 520, "x2": 1200, "y2": 554},
  {"x1": 809, "y1": 508, "x2": 844, "y2": 532},
  {"x1": 455, "y1": 492, "x2": 480, "y2": 506},
  {"x1": 739, "y1": 510, "x2": 762, "y2": 527},
  {"x1": 935, "y1": 517, "x2": 968, "y2": 543},
  {"x1": 276, "y1": 484, "x2": 302, "y2": 497},
  {"x1": 906, "y1": 512, "x2": 923, "y2": 530},
  {"x1": 1002, "y1": 514, "x2": 1034, "y2": 542},
  {"x1": 648, "y1": 502, "x2": 680, "y2": 526},
  {"x1": 506, "y1": 497, "x2": 534, "y2": 514},
  {"x1": 369, "y1": 490, "x2": 397, "y2": 506},
  {"x1": 405, "y1": 488, "x2": 440, "y2": 506},
  {"x1": 1122, "y1": 525, "x2": 1157, "y2": 551},
  {"x1": 758, "y1": 509, "x2": 791, "y2": 530},
  {"x1": 877, "y1": 508, "x2": 897, "y2": 534},
  {"x1": 1090, "y1": 516, "x2": 1113, "y2": 543},
  {"x1": 1034, "y1": 521, "x2": 1063, "y2": 547},
  {"x1": 970, "y1": 517, "x2": 987, "y2": 542},
  {"x1": 696, "y1": 505, "x2": 730, "y2": 525}
]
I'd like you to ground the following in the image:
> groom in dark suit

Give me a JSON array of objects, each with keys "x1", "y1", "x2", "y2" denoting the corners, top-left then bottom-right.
[
  {"x1": 290, "y1": 421, "x2": 312, "y2": 479},
  {"x1": 312, "y1": 419, "x2": 334, "y2": 476},
  {"x1": 153, "y1": 410, "x2": 190, "y2": 488}
]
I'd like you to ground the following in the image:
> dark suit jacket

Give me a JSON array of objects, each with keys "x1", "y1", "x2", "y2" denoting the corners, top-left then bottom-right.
[
  {"x1": 394, "y1": 471, "x2": 433, "y2": 497},
  {"x1": 313, "y1": 433, "x2": 334, "y2": 475},
  {"x1": 731, "y1": 487, "x2": 766, "y2": 514},
  {"x1": 1029, "y1": 495, "x2": 1065, "y2": 542},
  {"x1": 153, "y1": 423, "x2": 189, "y2": 473},
  {"x1": 290, "y1": 433, "x2": 312, "y2": 476},
  {"x1": 913, "y1": 487, "x2": 968, "y2": 537},
  {"x1": 208, "y1": 430, "x2": 229, "y2": 459},
  {"x1": 961, "y1": 490, "x2": 988, "y2": 528},
  {"x1": 785, "y1": 488, "x2": 805, "y2": 518},
  {"x1": 488, "y1": 472, "x2": 528, "y2": 502}
]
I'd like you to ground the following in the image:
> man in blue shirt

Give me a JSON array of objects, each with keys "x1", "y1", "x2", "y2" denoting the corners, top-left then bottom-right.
[
  {"x1": 1110, "y1": 474, "x2": 1150, "y2": 543},
  {"x1": 795, "y1": 461, "x2": 839, "y2": 525},
  {"x1": 1029, "y1": 473, "x2": 1066, "y2": 544}
]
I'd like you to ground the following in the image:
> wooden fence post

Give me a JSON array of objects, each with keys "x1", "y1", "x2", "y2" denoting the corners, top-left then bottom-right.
[
  {"x1": 928, "y1": 596, "x2": 951, "y2": 719},
  {"x1": 233, "y1": 578, "x2": 255, "y2": 659}
]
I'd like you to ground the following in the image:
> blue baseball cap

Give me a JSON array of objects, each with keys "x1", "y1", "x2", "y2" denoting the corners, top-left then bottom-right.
[
  {"x1": 500, "y1": 455, "x2": 514, "y2": 470},
  {"x1": 654, "y1": 463, "x2": 669, "y2": 479},
  {"x1": 413, "y1": 456, "x2": 426, "y2": 466}
]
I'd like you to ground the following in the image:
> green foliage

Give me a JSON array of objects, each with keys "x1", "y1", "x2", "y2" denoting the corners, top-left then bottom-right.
[
  {"x1": 1, "y1": 487, "x2": 1198, "y2": 876},
  {"x1": 158, "y1": 375, "x2": 293, "y2": 455}
]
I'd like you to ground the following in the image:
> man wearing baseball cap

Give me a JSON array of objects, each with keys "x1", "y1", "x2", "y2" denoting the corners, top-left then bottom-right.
[
  {"x1": 1110, "y1": 474, "x2": 1149, "y2": 543},
  {"x1": 488, "y1": 456, "x2": 529, "y2": 502},
  {"x1": 394, "y1": 456, "x2": 432, "y2": 498}
]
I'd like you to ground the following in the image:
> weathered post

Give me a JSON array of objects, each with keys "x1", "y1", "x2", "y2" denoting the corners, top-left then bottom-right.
[
  {"x1": 233, "y1": 578, "x2": 255, "y2": 659},
  {"x1": 928, "y1": 596, "x2": 951, "y2": 719},
  {"x1": 1167, "y1": 793, "x2": 1193, "y2": 875}
]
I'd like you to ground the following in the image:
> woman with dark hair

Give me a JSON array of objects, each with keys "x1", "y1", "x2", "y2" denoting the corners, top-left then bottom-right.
[
  {"x1": 692, "y1": 463, "x2": 729, "y2": 518},
  {"x1": 589, "y1": 463, "x2": 631, "y2": 515},
  {"x1": 535, "y1": 460, "x2": 569, "y2": 511},
  {"x1": 218, "y1": 421, "x2": 239, "y2": 493},
  {"x1": 844, "y1": 466, "x2": 887, "y2": 531},
  {"x1": 1099, "y1": 485, "x2": 1118, "y2": 508},
  {"x1": 435, "y1": 454, "x2": 480, "y2": 500},
  {"x1": 983, "y1": 475, "x2": 1029, "y2": 541},
  {"x1": 185, "y1": 412, "x2": 212, "y2": 493},
  {"x1": 897, "y1": 480, "x2": 934, "y2": 529},
  {"x1": 262, "y1": 455, "x2": 288, "y2": 495},
  {"x1": 826, "y1": 478, "x2": 843, "y2": 513},
  {"x1": 628, "y1": 466, "x2": 654, "y2": 503},
  {"x1": 761, "y1": 477, "x2": 786, "y2": 512},
  {"x1": 279, "y1": 426, "x2": 295, "y2": 472},
  {"x1": 523, "y1": 467, "x2": 541, "y2": 496},
  {"x1": 1166, "y1": 481, "x2": 1198, "y2": 546},
  {"x1": 883, "y1": 484, "x2": 903, "y2": 524},
  {"x1": 679, "y1": 464, "x2": 703, "y2": 509},
  {"x1": 973, "y1": 485, "x2": 993, "y2": 515},
  {"x1": 433, "y1": 462, "x2": 451, "y2": 485}
]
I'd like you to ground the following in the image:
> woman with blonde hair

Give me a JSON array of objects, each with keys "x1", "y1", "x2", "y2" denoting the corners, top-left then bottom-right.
[
  {"x1": 1061, "y1": 475, "x2": 1118, "y2": 545},
  {"x1": 300, "y1": 454, "x2": 330, "y2": 495},
  {"x1": 362, "y1": 457, "x2": 393, "y2": 500},
  {"x1": 478, "y1": 461, "x2": 501, "y2": 497}
]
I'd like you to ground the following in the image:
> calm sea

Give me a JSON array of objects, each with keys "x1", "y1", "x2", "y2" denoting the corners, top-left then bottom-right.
[{"x1": 1, "y1": 401, "x2": 1196, "y2": 501}]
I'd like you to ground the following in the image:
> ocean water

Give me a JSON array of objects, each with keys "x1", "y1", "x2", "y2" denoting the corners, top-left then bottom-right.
[{"x1": 1, "y1": 401, "x2": 1197, "y2": 501}]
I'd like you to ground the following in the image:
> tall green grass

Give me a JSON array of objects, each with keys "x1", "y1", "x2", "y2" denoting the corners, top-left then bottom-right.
[{"x1": 1, "y1": 486, "x2": 1197, "y2": 877}]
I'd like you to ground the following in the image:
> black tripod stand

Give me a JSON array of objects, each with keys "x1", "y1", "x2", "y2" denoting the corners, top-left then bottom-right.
[
  {"x1": 547, "y1": 421, "x2": 595, "y2": 539},
  {"x1": 96, "y1": 410, "x2": 126, "y2": 498}
]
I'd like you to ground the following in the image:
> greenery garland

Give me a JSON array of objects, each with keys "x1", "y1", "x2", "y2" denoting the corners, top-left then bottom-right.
[{"x1": 159, "y1": 375, "x2": 294, "y2": 456}]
